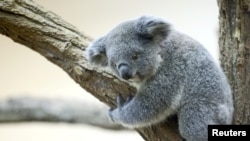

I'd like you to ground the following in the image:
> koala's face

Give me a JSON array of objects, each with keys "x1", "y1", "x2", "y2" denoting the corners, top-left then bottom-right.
[
  {"x1": 105, "y1": 28, "x2": 161, "y2": 83},
  {"x1": 86, "y1": 16, "x2": 170, "y2": 83}
]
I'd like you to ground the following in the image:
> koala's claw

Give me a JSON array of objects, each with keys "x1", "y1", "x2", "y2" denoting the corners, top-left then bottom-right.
[
  {"x1": 116, "y1": 94, "x2": 133, "y2": 107},
  {"x1": 116, "y1": 94, "x2": 125, "y2": 108},
  {"x1": 124, "y1": 95, "x2": 133, "y2": 105}
]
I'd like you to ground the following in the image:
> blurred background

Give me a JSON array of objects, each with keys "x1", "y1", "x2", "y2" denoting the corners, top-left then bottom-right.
[{"x1": 0, "y1": 0, "x2": 218, "y2": 140}]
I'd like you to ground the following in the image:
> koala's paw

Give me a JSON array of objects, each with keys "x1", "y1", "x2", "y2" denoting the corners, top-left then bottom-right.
[
  {"x1": 108, "y1": 107, "x2": 121, "y2": 123},
  {"x1": 108, "y1": 94, "x2": 133, "y2": 123},
  {"x1": 108, "y1": 95, "x2": 123, "y2": 122},
  {"x1": 108, "y1": 108, "x2": 115, "y2": 122}
]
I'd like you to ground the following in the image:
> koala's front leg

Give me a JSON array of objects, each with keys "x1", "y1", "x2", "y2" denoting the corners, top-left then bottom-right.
[{"x1": 108, "y1": 93, "x2": 163, "y2": 128}]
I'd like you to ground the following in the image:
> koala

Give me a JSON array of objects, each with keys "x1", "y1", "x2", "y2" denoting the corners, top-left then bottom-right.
[{"x1": 86, "y1": 16, "x2": 234, "y2": 141}]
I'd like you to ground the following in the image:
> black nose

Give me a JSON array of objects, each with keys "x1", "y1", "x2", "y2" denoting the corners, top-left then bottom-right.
[{"x1": 118, "y1": 64, "x2": 132, "y2": 80}]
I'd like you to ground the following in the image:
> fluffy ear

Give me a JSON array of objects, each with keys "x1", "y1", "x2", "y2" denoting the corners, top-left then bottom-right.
[
  {"x1": 85, "y1": 37, "x2": 108, "y2": 66},
  {"x1": 136, "y1": 16, "x2": 171, "y2": 42}
]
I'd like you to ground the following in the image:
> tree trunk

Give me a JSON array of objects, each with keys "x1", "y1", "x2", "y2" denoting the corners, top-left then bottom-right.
[
  {"x1": 218, "y1": 0, "x2": 250, "y2": 124},
  {"x1": 0, "y1": 0, "x2": 182, "y2": 140}
]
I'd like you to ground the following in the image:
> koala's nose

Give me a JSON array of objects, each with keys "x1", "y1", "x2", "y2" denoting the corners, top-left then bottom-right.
[{"x1": 118, "y1": 64, "x2": 132, "y2": 80}]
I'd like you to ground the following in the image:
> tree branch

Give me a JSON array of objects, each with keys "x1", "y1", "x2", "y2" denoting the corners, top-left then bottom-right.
[
  {"x1": 0, "y1": 97, "x2": 124, "y2": 130},
  {"x1": 0, "y1": 0, "x2": 182, "y2": 140}
]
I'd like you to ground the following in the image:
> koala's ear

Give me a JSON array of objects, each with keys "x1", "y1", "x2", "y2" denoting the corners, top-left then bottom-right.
[
  {"x1": 136, "y1": 16, "x2": 171, "y2": 42},
  {"x1": 85, "y1": 37, "x2": 108, "y2": 66}
]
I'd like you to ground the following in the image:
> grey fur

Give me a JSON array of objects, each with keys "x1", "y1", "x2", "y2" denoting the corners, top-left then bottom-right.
[{"x1": 86, "y1": 16, "x2": 234, "y2": 141}]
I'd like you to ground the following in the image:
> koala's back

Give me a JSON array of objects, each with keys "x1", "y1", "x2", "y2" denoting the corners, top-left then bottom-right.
[{"x1": 151, "y1": 30, "x2": 233, "y2": 124}]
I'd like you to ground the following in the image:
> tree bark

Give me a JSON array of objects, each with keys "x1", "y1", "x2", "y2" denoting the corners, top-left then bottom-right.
[
  {"x1": 0, "y1": 97, "x2": 125, "y2": 130},
  {"x1": 0, "y1": 0, "x2": 182, "y2": 140},
  {"x1": 218, "y1": 0, "x2": 250, "y2": 124}
]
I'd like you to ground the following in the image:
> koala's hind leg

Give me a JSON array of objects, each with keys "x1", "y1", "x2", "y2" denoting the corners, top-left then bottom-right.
[{"x1": 178, "y1": 103, "x2": 216, "y2": 141}]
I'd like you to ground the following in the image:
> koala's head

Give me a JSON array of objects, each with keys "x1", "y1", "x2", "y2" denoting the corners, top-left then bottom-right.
[{"x1": 86, "y1": 16, "x2": 170, "y2": 84}]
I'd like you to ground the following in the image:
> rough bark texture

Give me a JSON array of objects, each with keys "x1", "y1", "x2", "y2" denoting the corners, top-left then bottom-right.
[
  {"x1": 218, "y1": 0, "x2": 250, "y2": 124},
  {"x1": 0, "y1": 97, "x2": 125, "y2": 130},
  {"x1": 0, "y1": 0, "x2": 182, "y2": 140}
]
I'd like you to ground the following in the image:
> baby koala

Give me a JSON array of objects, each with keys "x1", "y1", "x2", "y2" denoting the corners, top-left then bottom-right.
[{"x1": 86, "y1": 16, "x2": 233, "y2": 141}]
